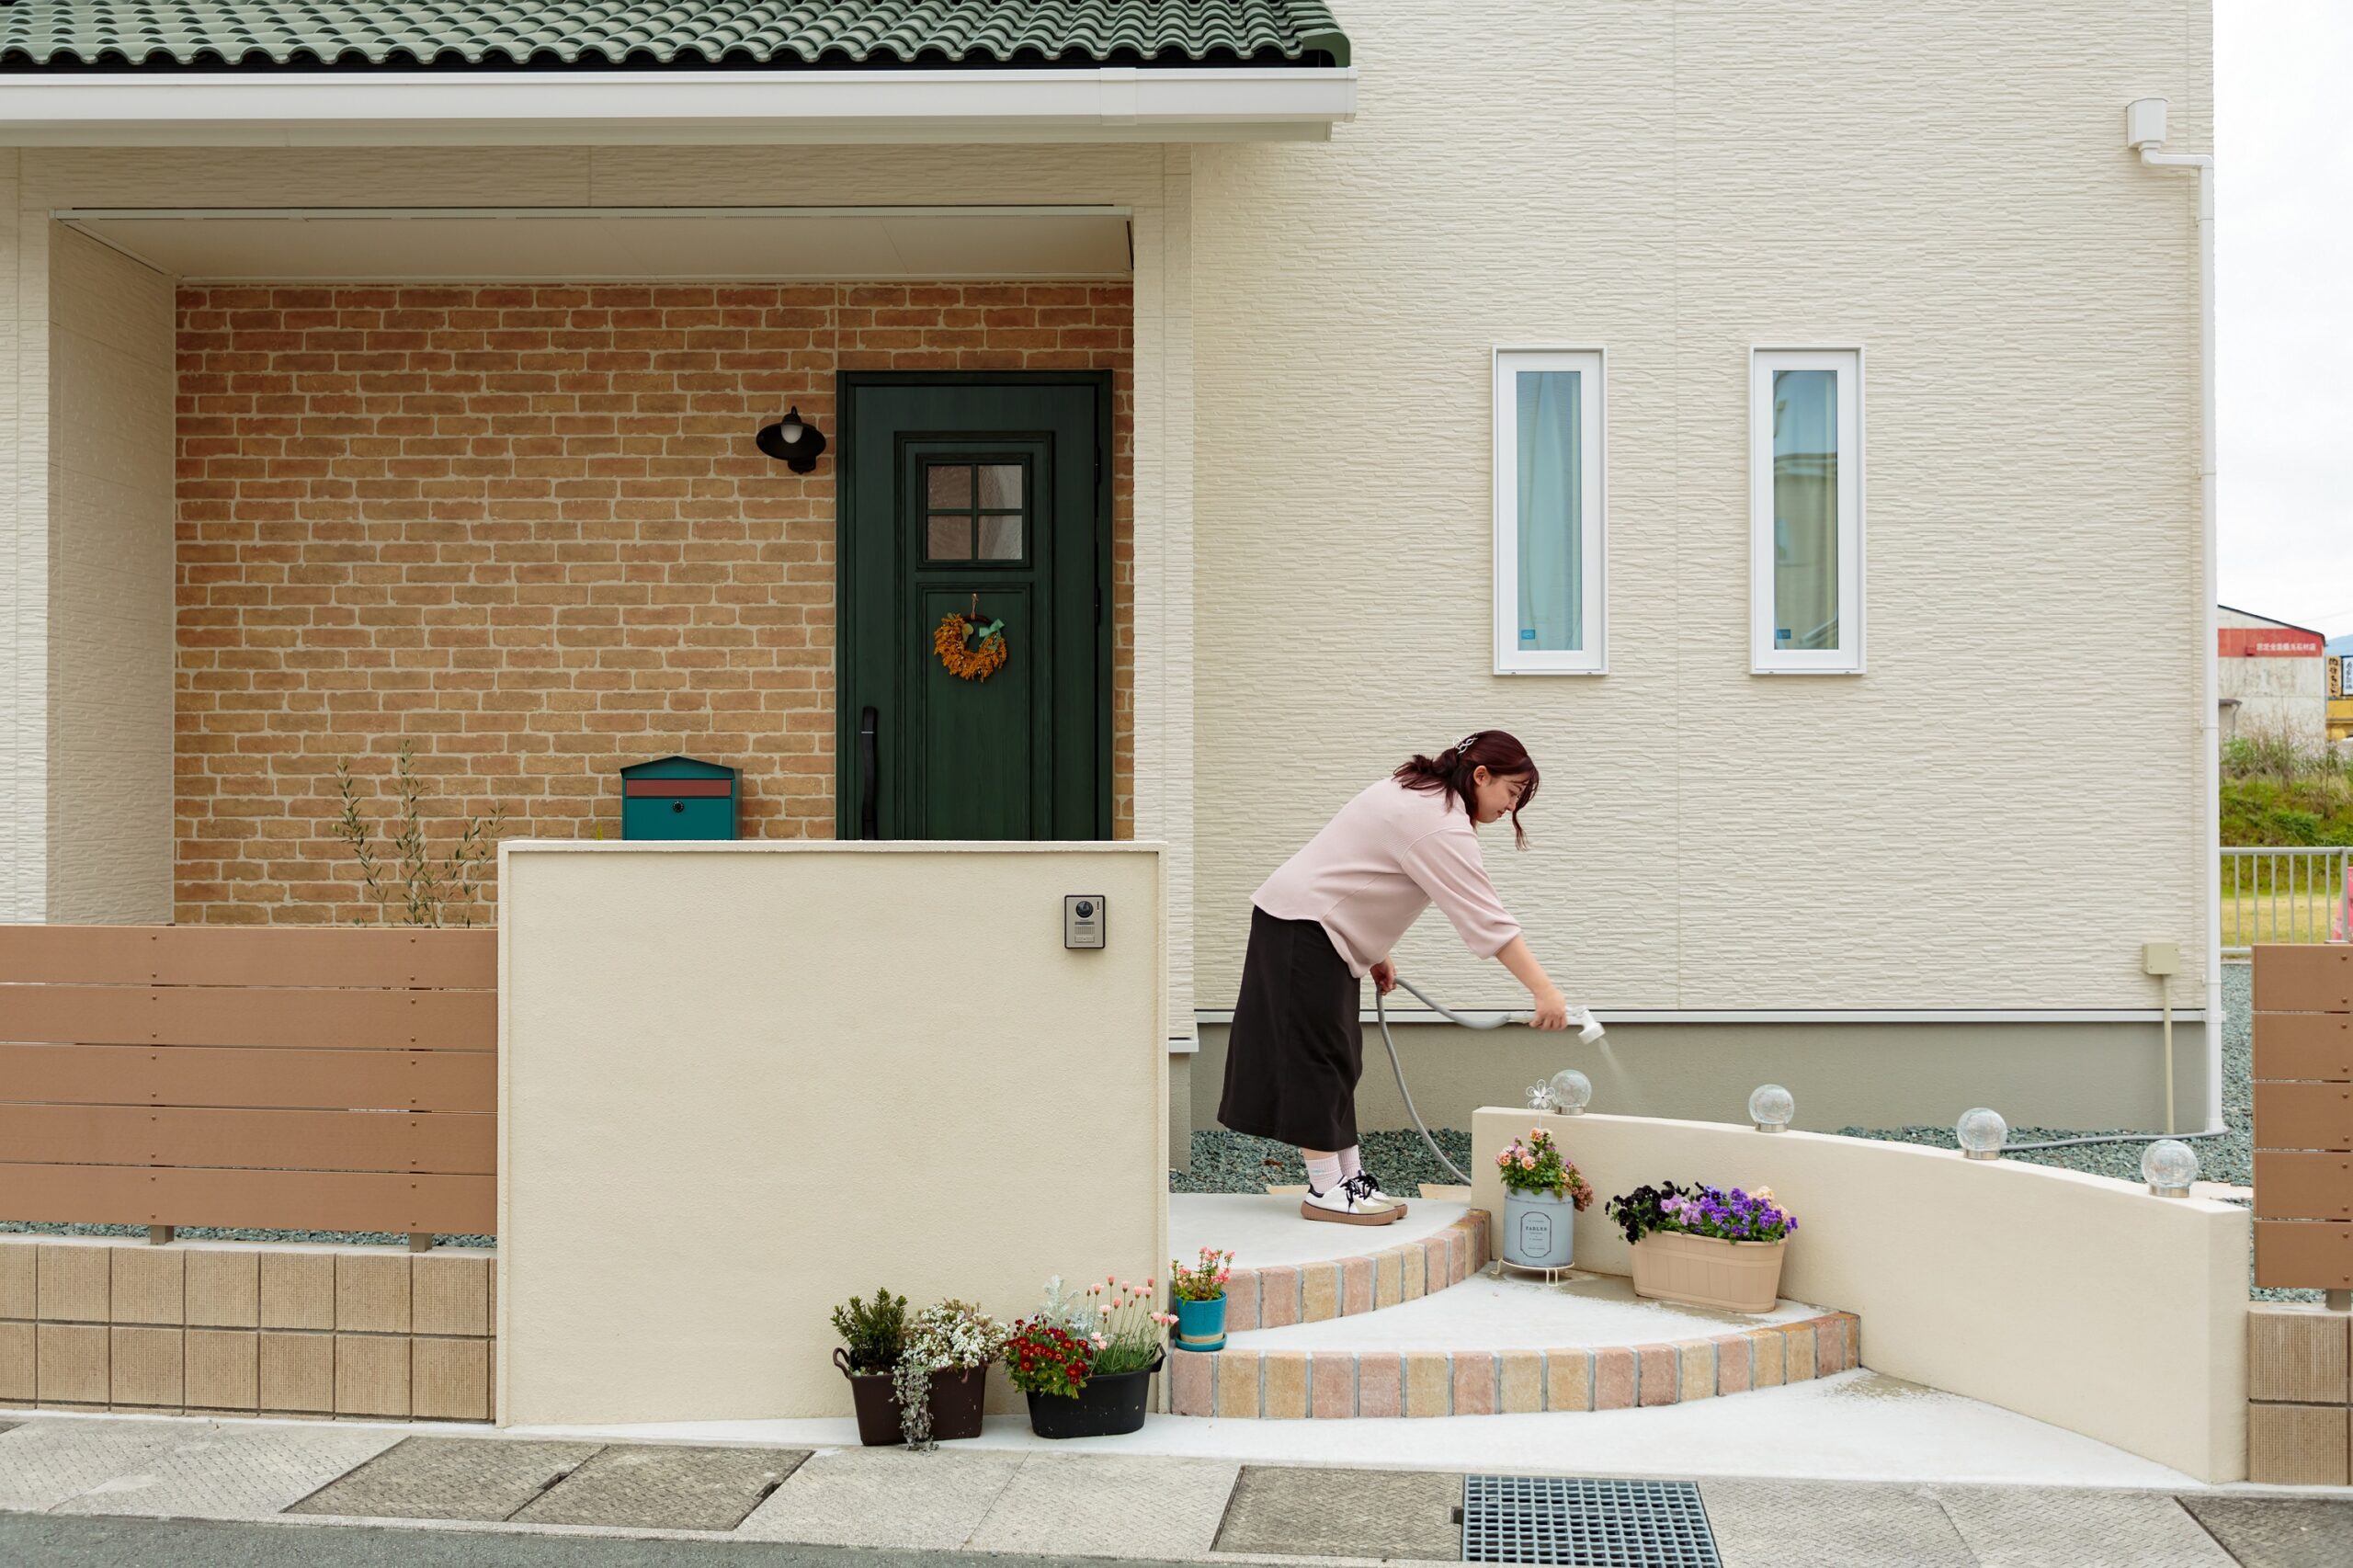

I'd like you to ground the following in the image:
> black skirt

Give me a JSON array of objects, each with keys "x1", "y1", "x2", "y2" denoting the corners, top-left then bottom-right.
[{"x1": 1217, "y1": 905, "x2": 1364, "y2": 1151}]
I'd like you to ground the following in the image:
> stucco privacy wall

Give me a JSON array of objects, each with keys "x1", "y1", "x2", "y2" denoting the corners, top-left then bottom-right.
[
  {"x1": 1188, "y1": 0, "x2": 2214, "y2": 1019},
  {"x1": 173, "y1": 279, "x2": 1132, "y2": 920},
  {"x1": 51, "y1": 225, "x2": 173, "y2": 922},
  {"x1": 1470, "y1": 1108, "x2": 2248, "y2": 1483},
  {"x1": 497, "y1": 842, "x2": 1165, "y2": 1426}
]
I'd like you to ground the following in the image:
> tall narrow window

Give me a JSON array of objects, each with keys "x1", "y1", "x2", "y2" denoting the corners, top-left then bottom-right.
[
  {"x1": 1751, "y1": 348, "x2": 1863, "y2": 673},
  {"x1": 1494, "y1": 349, "x2": 1606, "y2": 674}
]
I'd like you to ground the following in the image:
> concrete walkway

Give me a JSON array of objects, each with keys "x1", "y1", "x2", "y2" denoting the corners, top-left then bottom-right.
[{"x1": 4, "y1": 1412, "x2": 2350, "y2": 1567}]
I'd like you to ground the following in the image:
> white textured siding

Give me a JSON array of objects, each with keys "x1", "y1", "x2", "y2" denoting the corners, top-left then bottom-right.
[
  {"x1": 1, "y1": 151, "x2": 46, "y2": 921},
  {"x1": 46, "y1": 223, "x2": 174, "y2": 921},
  {"x1": 1189, "y1": 0, "x2": 2213, "y2": 1011}
]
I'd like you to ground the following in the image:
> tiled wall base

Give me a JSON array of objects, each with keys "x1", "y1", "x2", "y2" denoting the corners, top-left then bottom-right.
[
  {"x1": 2246, "y1": 1301, "x2": 2351, "y2": 1484},
  {"x1": 1167, "y1": 1312, "x2": 1861, "y2": 1418},
  {"x1": 1221, "y1": 1211, "x2": 1490, "y2": 1332},
  {"x1": 0, "y1": 1235, "x2": 494, "y2": 1423}
]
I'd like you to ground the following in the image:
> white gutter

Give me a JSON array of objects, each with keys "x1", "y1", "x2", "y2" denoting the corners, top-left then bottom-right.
[
  {"x1": 0, "y1": 67, "x2": 1358, "y2": 146},
  {"x1": 2129, "y1": 98, "x2": 2224, "y2": 1133}
]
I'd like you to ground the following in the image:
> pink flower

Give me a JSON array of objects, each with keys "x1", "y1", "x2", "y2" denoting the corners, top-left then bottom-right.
[{"x1": 1519, "y1": 1155, "x2": 1536, "y2": 1169}]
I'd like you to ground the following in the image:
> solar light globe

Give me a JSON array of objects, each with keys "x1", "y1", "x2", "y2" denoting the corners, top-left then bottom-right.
[
  {"x1": 1749, "y1": 1084, "x2": 1795, "y2": 1133},
  {"x1": 1549, "y1": 1069, "x2": 1593, "y2": 1116},
  {"x1": 2142, "y1": 1139, "x2": 2199, "y2": 1197},
  {"x1": 1956, "y1": 1108, "x2": 2007, "y2": 1160}
]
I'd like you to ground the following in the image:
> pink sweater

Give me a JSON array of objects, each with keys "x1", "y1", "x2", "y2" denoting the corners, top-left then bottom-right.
[{"x1": 1254, "y1": 778, "x2": 1523, "y2": 977}]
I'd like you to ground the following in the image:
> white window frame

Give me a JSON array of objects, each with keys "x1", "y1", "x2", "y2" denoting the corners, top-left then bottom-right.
[
  {"x1": 1750, "y1": 347, "x2": 1865, "y2": 675},
  {"x1": 1493, "y1": 347, "x2": 1607, "y2": 675}
]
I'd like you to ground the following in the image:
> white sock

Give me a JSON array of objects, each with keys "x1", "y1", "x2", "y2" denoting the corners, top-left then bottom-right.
[
  {"x1": 1338, "y1": 1145, "x2": 1365, "y2": 1181},
  {"x1": 1303, "y1": 1152, "x2": 1342, "y2": 1195}
]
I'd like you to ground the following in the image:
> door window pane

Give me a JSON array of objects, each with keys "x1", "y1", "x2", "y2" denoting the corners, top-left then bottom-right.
[
  {"x1": 1771, "y1": 369, "x2": 1839, "y2": 651},
  {"x1": 926, "y1": 515, "x2": 971, "y2": 561},
  {"x1": 926, "y1": 465, "x2": 972, "y2": 506},
  {"x1": 978, "y1": 465, "x2": 1023, "y2": 509},
  {"x1": 1514, "y1": 369, "x2": 1584, "y2": 653},
  {"x1": 978, "y1": 516, "x2": 1024, "y2": 560}
]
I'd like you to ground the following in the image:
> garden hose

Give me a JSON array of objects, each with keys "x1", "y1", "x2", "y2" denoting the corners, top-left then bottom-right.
[{"x1": 1372, "y1": 977, "x2": 1606, "y2": 1187}]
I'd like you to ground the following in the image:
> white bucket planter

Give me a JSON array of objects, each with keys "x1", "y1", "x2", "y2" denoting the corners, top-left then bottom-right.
[{"x1": 1502, "y1": 1188, "x2": 1577, "y2": 1269}]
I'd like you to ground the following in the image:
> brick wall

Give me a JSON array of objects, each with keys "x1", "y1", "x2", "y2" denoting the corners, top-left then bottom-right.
[{"x1": 175, "y1": 281, "x2": 1132, "y2": 924}]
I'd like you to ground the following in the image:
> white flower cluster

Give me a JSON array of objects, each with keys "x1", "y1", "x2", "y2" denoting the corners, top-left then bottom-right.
[{"x1": 903, "y1": 1300, "x2": 1011, "y2": 1374}]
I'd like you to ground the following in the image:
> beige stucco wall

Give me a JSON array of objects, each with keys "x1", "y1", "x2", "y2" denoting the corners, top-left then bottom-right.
[
  {"x1": 496, "y1": 841, "x2": 1166, "y2": 1426},
  {"x1": 1472, "y1": 1108, "x2": 2248, "y2": 1483},
  {"x1": 46, "y1": 223, "x2": 173, "y2": 921},
  {"x1": 1188, "y1": 0, "x2": 2215, "y2": 1017}
]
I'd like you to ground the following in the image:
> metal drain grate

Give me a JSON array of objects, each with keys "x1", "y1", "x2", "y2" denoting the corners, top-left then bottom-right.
[{"x1": 1461, "y1": 1475, "x2": 1720, "y2": 1568}]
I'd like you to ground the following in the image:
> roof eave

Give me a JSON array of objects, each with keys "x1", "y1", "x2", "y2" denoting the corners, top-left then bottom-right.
[{"x1": 0, "y1": 66, "x2": 1359, "y2": 146}]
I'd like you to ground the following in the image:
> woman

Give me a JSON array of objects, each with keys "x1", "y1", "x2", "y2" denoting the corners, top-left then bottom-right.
[{"x1": 1219, "y1": 731, "x2": 1573, "y2": 1225}]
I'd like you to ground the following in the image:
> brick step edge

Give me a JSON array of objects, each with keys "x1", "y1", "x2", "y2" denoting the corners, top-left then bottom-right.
[
  {"x1": 1208, "y1": 1211, "x2": 1490, "y2": 1335},
  {"x1": 1168, "y1": 1310, "x2": 1860, "y2": 1418}
]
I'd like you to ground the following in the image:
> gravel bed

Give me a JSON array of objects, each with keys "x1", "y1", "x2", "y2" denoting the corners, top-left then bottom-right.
[{"x1": 1173, "y1": 1127, "x2": 1474, "y2": 1195}]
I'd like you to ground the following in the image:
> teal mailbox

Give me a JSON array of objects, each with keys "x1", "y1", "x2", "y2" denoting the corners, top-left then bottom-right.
[{"x1": 620, "y1": 756, "x2": 739, "y2": 841}]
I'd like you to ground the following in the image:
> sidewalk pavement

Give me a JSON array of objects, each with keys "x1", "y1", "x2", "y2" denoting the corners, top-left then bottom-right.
[{"x1": 3, "y1": 1410, "x2": 2350, "y2": 1568}]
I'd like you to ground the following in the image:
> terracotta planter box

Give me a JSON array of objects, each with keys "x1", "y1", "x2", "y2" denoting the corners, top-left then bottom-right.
[{"x1": 1630, "y1": 1230, "x2": 1787, "y2": 1314}]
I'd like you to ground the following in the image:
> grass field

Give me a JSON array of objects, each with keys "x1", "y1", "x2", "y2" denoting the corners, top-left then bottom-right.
[{"x1": 2222, "y1": 888, "x2": 2350, "y2": 950}]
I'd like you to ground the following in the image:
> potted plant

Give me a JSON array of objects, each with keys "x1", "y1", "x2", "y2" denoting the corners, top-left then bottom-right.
[
  {"x1": 1606, "y1": 1182, "x2": 1798, "y2": 1313},
  {"x1": 1495, "y1": 1128, "x2": 1594, "y2": 1269},
  {"x1": 829, "y1": 1286, "x2": 910, "y2": 1446},
  {"x1": 1005, "y1": 1275, "x2": 1174, "y2": 1439},
  {"x1": 891, "y1": 1299, "x2": 1012, "y2": 1449},
  {"x1": 1169, "y1": 1247, "x2": 1234, "y2": 1352}
]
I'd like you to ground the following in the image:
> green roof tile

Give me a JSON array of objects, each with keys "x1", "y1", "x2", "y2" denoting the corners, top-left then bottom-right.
[{"x1": 0, "y1": 2, "x2": 1351, "y2": 72}]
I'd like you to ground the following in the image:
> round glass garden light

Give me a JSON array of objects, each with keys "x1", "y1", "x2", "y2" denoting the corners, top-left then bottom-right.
[
  {"x1": 1549, "y1": 1069, "x2": 1593, "y2": 1116},
  {"x1": 1749, "y1": 1084, "x2": 1795, "y2": 1133},
  {"x1": 2142, "y1": 1139, "x2": 2200, "y2": 1198},
  {"x1": 1956, "y1": 1108, "x2": 2007, "y2": 1161}
]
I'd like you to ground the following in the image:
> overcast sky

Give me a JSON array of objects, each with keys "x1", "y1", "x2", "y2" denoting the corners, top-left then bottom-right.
[{"x1": 2218, "y1": 0, "x2": 2353, "y2": 637}]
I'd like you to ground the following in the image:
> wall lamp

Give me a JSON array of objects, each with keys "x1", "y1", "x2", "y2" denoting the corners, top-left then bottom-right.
[{"x1": 756, "y1": 406, "x2": 827, "y2": 473}]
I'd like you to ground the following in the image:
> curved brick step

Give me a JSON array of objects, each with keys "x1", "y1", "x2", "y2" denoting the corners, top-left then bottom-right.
[
  {"x1": 1214, "y1": 1210, "x2": 1490, "y2": 1333},
  {"x1": 1168, "y1": 1293, "x2": 1861, "y2": 1419}
]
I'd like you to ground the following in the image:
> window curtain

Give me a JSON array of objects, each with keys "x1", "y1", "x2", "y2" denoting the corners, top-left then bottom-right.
[
  {"x1": 1771, "y1": 369, "x2": 1839, "y2": 650},
  {"x1": 1516, "y1": 370, "x2": 1582, "y2": 652}
]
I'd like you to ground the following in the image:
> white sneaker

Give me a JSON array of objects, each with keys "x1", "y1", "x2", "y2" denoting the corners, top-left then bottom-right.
[
  {"x1": 1301, "y1": 1176, "x2": 1403, "y2": 1226},
  {"x1": 1347, "y1": 1172, "x2": 1409, "y2": 1214}
]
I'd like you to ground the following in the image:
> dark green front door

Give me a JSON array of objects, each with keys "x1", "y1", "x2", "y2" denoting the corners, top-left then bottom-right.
[{"x1": 837, "y1": 373, "x2": 1111, "y2": 840}]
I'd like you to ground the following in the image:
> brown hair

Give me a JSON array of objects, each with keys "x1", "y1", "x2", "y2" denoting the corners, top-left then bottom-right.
[{"x1": 1393, "y1": 730, "x2": 1539, "y2": 848}]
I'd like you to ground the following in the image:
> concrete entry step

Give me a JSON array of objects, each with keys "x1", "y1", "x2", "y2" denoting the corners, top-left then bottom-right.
[
  {"x1": 1169, "y1": 1272, "x2": 1859, "y2": 1418},
  {"x1": 1170, "y1": 1195, "x2": 1489, "y2": 1330}
]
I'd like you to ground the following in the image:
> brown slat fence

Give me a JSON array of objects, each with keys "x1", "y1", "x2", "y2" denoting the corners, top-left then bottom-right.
[
  {"x1": 0, "y1": 925, "x2": 495, "y2": 1241},
  {"x1": 2252, "y1": 943, "x2": 2353, "y2": 1303}
]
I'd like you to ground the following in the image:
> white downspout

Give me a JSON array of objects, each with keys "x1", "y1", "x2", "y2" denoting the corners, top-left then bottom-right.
[{"x1": 2129, "y1": 98, "x2": 2223, "y2": 1134}]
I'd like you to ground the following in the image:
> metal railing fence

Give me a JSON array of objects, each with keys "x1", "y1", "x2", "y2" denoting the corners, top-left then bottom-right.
[{"x1": 2223, "y1": 847, "x2": 2353, "y2": 955}]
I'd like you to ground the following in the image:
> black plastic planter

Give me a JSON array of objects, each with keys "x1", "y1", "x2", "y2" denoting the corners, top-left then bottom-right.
[
  {"x1": 1024, "y1": 1355, "x2": 1162, "y2": 1439},
  {"x1": 834, "y1": 1348, "x2": 902, "y2": 1446}
]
